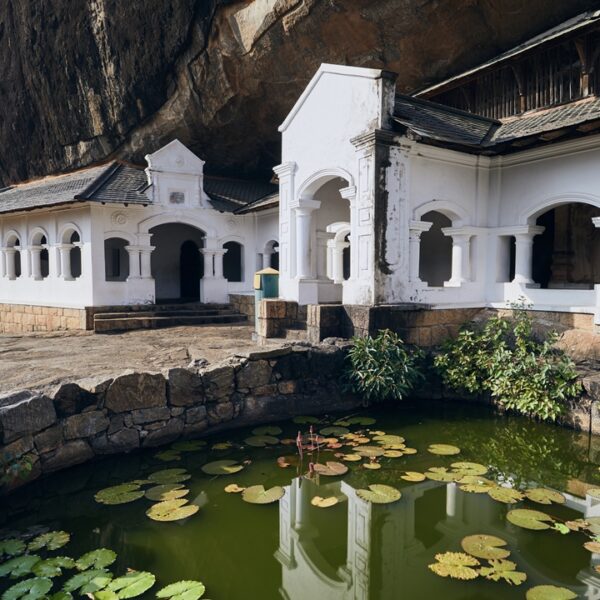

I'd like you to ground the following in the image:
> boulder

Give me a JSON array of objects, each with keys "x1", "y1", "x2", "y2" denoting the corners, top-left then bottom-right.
[
  {"x1": 34, "y1": 425, "x2": 64, "y2": 454},
  {"x1": 64, "y1": 411, "x2": 110, "y2": 440},
  {"x1": 41, "y1": 440, "x2": 94, "y2": 473},
  {"x1": 104, "y1": 371, "x2": 167, "y2": 413},
  {"x1": 203, "y1": 364, "x2": 235, "y2": 403},
  {"x1": 142, "y1": 418, "x2": 184, "y2": 447},
  {"x1": 0, "y1": 392, "x2": 57, "y2": 443},
  {"x1": 167, "y1": 368, "x2": 204, "y2": 407},
  {"x1": 50, "y1": 382, "x2": 98, "y2": 418},
  {"x1": 186, "y1": 406, "x2": 207, "y2": 424},
  {"x1": 131, "y1": 407, "x2": 171, "y2": 425},
  {"x1": 92, "y1": 428, "x2": 140, "y2": 454},
  {"x1": 237, "y1": 360, "x2": 272, "y2": 390}
]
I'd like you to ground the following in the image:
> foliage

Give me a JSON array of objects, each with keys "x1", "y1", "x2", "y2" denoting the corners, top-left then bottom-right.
[
  {"x1": 0, "y1": 452, "x2": 34, "y2": 490},
  {"x1": 346, "y1": 329, "x2": 424, "y2": 403},
  {"x1": 434, "y1": 302, "x2": 582, "y2": 421}
]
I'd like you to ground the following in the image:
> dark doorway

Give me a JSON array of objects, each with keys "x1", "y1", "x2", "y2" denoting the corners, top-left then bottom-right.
[{"x1": 180, "y1": 240, "x2": 202, "y2": 300}]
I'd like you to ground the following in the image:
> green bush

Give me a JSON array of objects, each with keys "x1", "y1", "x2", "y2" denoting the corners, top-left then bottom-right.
[
  {"x1": 434, "y1": 305, "x2": 581, "y2": 421},
  {"x1": 346, "y1": 329, "x2": 424, "y2": 403},
  {"x1": 1, "y1": 451, "x2": 33, "y2": 490}
]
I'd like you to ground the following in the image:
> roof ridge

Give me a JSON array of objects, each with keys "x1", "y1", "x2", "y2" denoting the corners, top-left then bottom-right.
[
  {"x1": 395, "y1": 94, "x2": 500, "y2": 125},
  {"x1": 74, "y1": 162, "x2": 120, "y2": 200}
]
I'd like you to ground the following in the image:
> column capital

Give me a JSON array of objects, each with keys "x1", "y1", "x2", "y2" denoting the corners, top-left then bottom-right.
[
  {"x1": 339, "y1": 186, "x2": 357, "y2": 202},
  {"x1": 350, "y1": 128, "x2": 397, "y2": 150},
  {"x1": 296, "y1": 199, "x2": 321, "y2": 214},
  {"x1": 273, "y1": 161, "x2": 297, "y2": 178},
  {"x1": 199, "y1": 248, "x2": 216, "y2": 256},
  {"x1": 56, "y1": 243, "x2": 74, "y2": 251},
  {"x1": 409, "y1": 220, "x2": 433, "y2": 236},
  {"x1": 592, "y1": 217, "x2": 600, "y2": 229},
  {"x1": 212, "y1": 249, "x2": 228, "y2": 257}
]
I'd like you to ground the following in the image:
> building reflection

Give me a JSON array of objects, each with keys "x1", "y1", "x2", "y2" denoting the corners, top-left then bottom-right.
[{"x1": 275, "y1": 477, "x2": 600, "y2": 599}]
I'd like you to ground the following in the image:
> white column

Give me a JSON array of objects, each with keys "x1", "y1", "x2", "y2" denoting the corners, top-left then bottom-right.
[
  {"x1": 125, "y1": 245, "x2": 141, "y2": 280},
  {"x1": 262, "y1": 251, "x2": 272, "y2": 270},
  {"x1": 4, "y1": 248, "x2": 16, "y2": 280},
  {"x1": 512, "y1": 227, "x2": 544, "y2": 284},
  {"x1": 295, "y1": 199, "x2": 320, "y2": 280},
  {"x1": 30, "y1": 246, "x2": 42, "y2": 280},
  {"x1": 200, "y1": 249, "x2": 215, "y2": 278},
  {"x1": 331, "y1": 241, "x2": 350, "y2": 284},
  {"x1": 448, "y1": 234, "x2": 471, "y2": 286},
  {"x1": 139, "y1": 246, "x2": 155, "y2": 279},
  {"x1": 57, "y1": 243, "x2": 74, "y2": 281},
  {"x1": 213, "y1": 249, "x2": 227, "y2": 280},
  {"x1": 408, "y1": 220, "x2": 433, "y2": 283},
  {"x1": 0, "y1": 248, "x2": 5, "y2": 278}
]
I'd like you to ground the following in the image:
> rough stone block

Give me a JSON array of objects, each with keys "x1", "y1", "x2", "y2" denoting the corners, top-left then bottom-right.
[
  {"x1": 207, "y1": 402, "x2": 234, "y2": 425},
  {"x1": 34, "y1": 425, "x2": 64, "y2": 454},
  {"x1": 51, "y1": 382, "x2": 98, "y2": 418},
  {"x1": 131, "y1": 407, "x2": 171, "y2": 425},
  {"x1": 183, "y1": 421, "x2": 208, "y2": 437},
  {"x1": 3, "y1": 435, "x2": 33, "y2": 459},
  {"x1": 92, "y1": 428, "x2": 140, "y2": 454},
  {"x1": 64, "y1": 411, "x2": 110, "y2": 439},
  {"x1": 41, "y1": 440, "x2": 94, "y2": 473},
  {"x1": 105, "y1": 371, "x2": 167, "y2": 413},
  {"x1": 186, "y1": 406, "x2": 207, "y2": 424},
  {"x1": 277, "y1": 381, "x2": 297, "y2": 395},
  {"x1": 168, "y1": 368, "x2": 204, "y2": 407},
  {"x1": 237, "y1": 360, "x2": 272, "y2": 389},
  {"x1": 142, "y1": 418, "x2": 184, "y2": 447},
  {"x1": 203, "y1": 364, "x2": 235, "y2": 402},
  {"x1": 0, "y1": 392, "x2": 57, "y2": 443}
]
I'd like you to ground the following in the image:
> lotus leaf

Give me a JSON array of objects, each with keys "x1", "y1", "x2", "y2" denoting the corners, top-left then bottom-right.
[
  {"x1": 526, "y1": 585, "x2": 577, "y2": 600},
  {"x1": 147, "y1": 469, "x2": 191, "y2": 484},
  {"x1": 171, "y1": 441, "x2": 206, "y2": 452},
  {"x1": 64, "y1": 569, "x2": 113, "y2": 594},
  {"x1": 488, "y1": 487, "x2": 524, "y2": 504},
  {"x1": 244, "y1": 435, "x2": 279, "y2": 447},
  {"x1": 525, "y1": 488, "x2": 566, "y2": 505},
  {"x1": 402, "y1": 447, "x2": 417, "y2": 455},
  {"x1": 292, "y1": 416, "x2": 319, "y2": 424},
  {"x1": 362, "y1": 462, "x2": 381, "y2": 470},
  {"x1": 461, "y1": 535, "x2": 510, "y2": 560},
  {"x1": 201, "y1": 460, "x2": 244, "y2": 476},
  {"x1": 311, "y1": 496, "x2": 338, "y2": 508},
  {"x1": 156, "y1": 580, "x2": 206, "y2": 600},
  {"x1": 251, "y1": 426, "x2": 283, "y2": 436},
  {"x1": 242, "y1": 485, "x2": 285, "y2": 504},
  {"x1": 50, "y1": 593, "x2": 73, "y2": 600},
  {"x1": 28, "y1": 531, "x2": 70, "y2": 552},
  {"x1": 1, "y1": 577, "x2": 52, "y2": 600},
  {"x1": 0, "y1": 540, "x2": 26, "y2": 558},
  {"x1": 382, "y1": 450, "x2": 403, "y2": 458},
  {"x1": 451, "y1": 462, "x2": 487, "y2": 476},
  {"x1": 428, "y1": 552, "x2": 480, "y2": 580},
  {"x1": 459, "y1": 476, "x2": 496, "y2": 494},
  {"x1": 94, "y1": 484, "x2": 144, "y2": 506},
  {"x1": 145, "y1": 484, "x2": 188, "y2": 502},
  {"x1": 479, "y1": 559, "x2": 526, "y2": 585},
  {"x1": 75, "y1": 549, "x2": 116, "y2": 571},
  {"x1": 353, "y1": 437, "x2": 370, "y2": 444},
  {"x1": 312, "y1": 462, "x2": 348, "y2": 476},
  {"x1": 506, "y1": 508, "x2": 554, "y2": 530},
  {"x1": 584, "y1": 541, "x2": 600, "y2": 553},
  {"x1": 154, "y1": 451, "x2": 181, "y2": 462},
  {"x1": 372, "y1": 435, "x2": 405, "y2": 445},
  {"x1": 585, "y1": 516, "x2": 600, "y2": 535},
  {"x1": 341, "y1": 454, "x2": 361, "y2": 462},
  {"x1": 425, "y1": 468, "x2": 456, "y2": 483},
  {"x1": 32, "y1": 557, "x2": 75, "y2": 578},
  {"x1": 355, "y1": 446, "x2": 384, "y2": 458},
  {"x1": 276, "y1": 456, "x2": 297, "y2": 468},
  {"x1": 146, "y1": 500, "x2": 199, "y2": 522},
  {"x1": 211, "y1": 442, "x2": 232, "y2": 450},
  {"x1": 224, "y1": 483, "x2": 245, "y2": 493},
  {"x1": 333, "y1": 419, "x2": 350, "y2": 426},
  {"x1": 320, "y1": 427, "x2": 349, "y2": 436},
  {"x1": 401, "y1": 471, "x2": 426, "y2": 482},
  {"x1": 106, "y1": 571, "x2": 156, "y2": 599},
  {"x1": 356, "y1": 484, "x2": 401, "y2": 504},
  {"x1": 565, "y1": 519, "x2": 589, "y2": 531},
  {"x1": 0, "y1": 555, "x2": 41, "y2": 578},
  {"x1": 93, "y1": 592, "x2": 118, "y2": 600},
  {"x1": 346, "y1": 416, "x2": 376, "y2": 426},
  {"x1": 428, "y1": 444, "x2": 461, "y2": 456}
]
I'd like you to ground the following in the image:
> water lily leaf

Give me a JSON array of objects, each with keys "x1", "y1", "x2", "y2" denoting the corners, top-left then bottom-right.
[
  {"x1": 584, "y1": 517, "x2": 600, "y2": 535},
  {"x1": 201, "y1": 460, "x2": 244, "y2": 476},
  {"x1": 346, "y1": 417, "x2": 376, "y2": 426},
  {"x1": 251, "y1": 425, "x2": 283, "y2": 436},
  {"x1": 211, "y1": 442, "x2": 232, "y2": 450},
  {"x1": 311, "y1": 496, "x2": 338, "y2": 508},
  {"x1": 524, "y1": 488, "x2": 566, "y2": 505},
  {"x1": 451, "y1": 462, "x2": 487, "y2": 476},
  {"x1": 401, "y1": 471, "x2": 426, "y2": 482},
  {"x1": 0, "y1": 555, "x2": 41, "y2": 578},
  {"x1": 106, "y1": 571, "x2": 155, "y2": 599},
  {"x1": 244, "y1": 435, "x2": 279, "y2": 447},
  {"x1": 224, "y1": 483, "x2": 245, "y2": 493},
  {"x1": 320, "y1": 426, "x2": 349, "y2": 436},
  {"x1": 428, "y1": 444, "x2": 461, "y2": 456},
  {"x1": 32, "y1": 557, "x2": 75, "y2": 578},
  {"x1": 75, "y1": 549, "x2": 116, "y2": 571},
  {"x1": 428, "y1": 552, "x2": 480, "y2": 580},
  {"x1": 402, "y1": 447, "x2": 417, "y2": 455},
  {"x1": 341, "y1": 454, "x2": 362, "y2": 462},
  {"x1": 242, "y1": 485, "x2": 285, "y2": 504},
  {"x1": 28, "y1": 531, "x2": 70, "y2": 552},
  {"x1": 93, "y1": 592, "x2": 118, "y2": 600},
  {"x1": 488, "y1": 487, "x2": 524, "y2": 504},
  {"x1": 0, "y1": 540, "x2": 26, "y2": 558},
  {"x1": 171, "y1": 440, "x2": 206, "y2": 452},
  {"x1": 154, "y1": 450, "x2": 182, "y2": 462},
  {"x1": 146, "y1": 500, "x2": 199, "y2": 522},
  {"x1": 584, "y1": 541, "x2": 600, "y2": 552},
  {"x1": 147, "y1": 469, "x2": 191, "y2": 484},
  {"x1": 459, "y1": 476, "x2": 496, "y2": 494},
  {"x1": 156, "y1": 580, "x2": 206, "y2": 600},
  {"x1": 145, "y1": 484, "x2": 188, "y2": 502},
  {"x1": 382, "y1": 450, "x2": 403, "y2": 458},
  {"x1": 1, "y1": 577, "x2": 52, "y2": 600},
  {"x1": 372, "y1": 434, "x2": 405, "y2": 445},
  {"x1": 362, "y1": 462, "x2": 381, "y2": 470},
  {"x1": 333, "y1": 419, "x2": 350, "y2": 427},
  {"x1": 507, "y1": 508, "x2": 554, "y2": 530},
  {"x1": 292, "y1": 416, "x2": 319, "y2": 424},
  {"x1": 50, "y1": 592, "x2": 73, "y2": 600},
  {"x1": 356, "y1": 484, "x2": 401, "y2": 504},
  {"x1": 565, "y1": 519, "x2": 589, "y2": 532},
  {"x1": 586, "y1": 488, "x2": 600, "y2": 500},
  {"x1": 526, "y1": 585, "x2": 577, "y2": 600},
  {"x1": 355, "y1": 446, "x2": 384, "y2": 458},
  {"x1": 479, "y1": 559, "x2": 526, "y2": 585},
  {"x1": 553, "y1": 523, "x2": 570, "y2": 535},
  {"x1": 64, "y1": 569, "x2": 113, "y2": 594},
  {"x1": 312, "y1": 462, "x2": 348, "y2": 476},
  {"x1": 95, "y1": 484, "x2": 144, "y2": 506},
  {"x1": 425, "y1": 468, "x2": 456, "y2": 482},
  {"x1": 461, "y1": 535, "x2": 510, "y2": 560}
]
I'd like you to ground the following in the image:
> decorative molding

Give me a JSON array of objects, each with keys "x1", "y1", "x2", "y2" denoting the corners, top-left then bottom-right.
[
  {"x1": 350, "y1": 128, "x2": 397, "y2": 150},
  {"x1": 111, "y1": 211, "x2": 128, "y2": 227}
]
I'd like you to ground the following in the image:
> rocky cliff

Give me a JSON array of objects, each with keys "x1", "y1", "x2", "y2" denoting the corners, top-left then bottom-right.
[{"x1": 0, "y1": 0, "x2": 598, "y2": 186}]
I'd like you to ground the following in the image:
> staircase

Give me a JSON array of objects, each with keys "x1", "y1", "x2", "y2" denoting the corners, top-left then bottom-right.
[{"x1": 92, "y1": 302, "x2": 247, "y2": 333}]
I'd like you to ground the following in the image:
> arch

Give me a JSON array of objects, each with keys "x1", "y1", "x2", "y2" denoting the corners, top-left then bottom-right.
[
  {"x1": 326, "y1": 221, "x2": 351, "y2": 242},
  {"x1": 262, "y1": 239, "x2": 279, "y2": 270},
  {"x1": 297, "y1": 167, "x2": 354, "y2": 199},
  {"x1": 413, "y1": 200, "x2": 469, "y2": 225},
  {"x1": 419, "y1": 210, "x2": 453, "y2": 287},
  {"x1": 104, "y1": 237, "x2": 130, "y2": 282},
  {"x1": 59, "y1": 222, "x2": 82, "y2": 244},
  {"x1": 520, "y1": 192, "x2": 600, "y2": 225},
  {"x1": 4, "y1": 230, "x2": 21, "y2": 247},
  {"x1": 29, "y1": 227, "x2": 49, "y2": 246},
  {"x1": 138, "y1": 213, "x2": 217, "y2": 239},
  {"x1": 103, "y1": 230, "x2": 135, "y2": 245},
  {"x1": 223, "y1": 241, "x2": 243, "y2": 282}
]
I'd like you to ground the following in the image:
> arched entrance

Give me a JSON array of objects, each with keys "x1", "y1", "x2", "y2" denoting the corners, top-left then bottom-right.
[
  {"x1": 419, "y1": 211, "x2": 452, "y2": 287},
  {"x1": 150, "y1": 223, "x2": 205, "y2": 302}
]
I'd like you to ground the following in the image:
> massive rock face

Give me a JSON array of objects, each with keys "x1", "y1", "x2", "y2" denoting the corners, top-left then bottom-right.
[{"x1": 0, "y1": 0, "x2": 597, "y2": 186}]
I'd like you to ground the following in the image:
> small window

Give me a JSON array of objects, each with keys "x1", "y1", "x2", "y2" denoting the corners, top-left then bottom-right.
[
  {"x1": 104, "y1": 237, "x2": 129, "y2": 282},
  {"x1": 223, "y1": 241, "x2": 243, "y2": 282},
  {"x1": 169, "y1": 191, "x2": 185, "y2": 204}
]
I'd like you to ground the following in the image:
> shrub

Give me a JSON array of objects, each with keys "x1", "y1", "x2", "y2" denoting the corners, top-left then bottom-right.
[
  {"x1": 434, "y1": 304, "x2": 581, "y2": 421},
  {"x1": 346, "y1": 329, "x2": 424, "y2": 403},
  {"x1": 1, "y1": 451, "x2": 34, "y2": 491}
]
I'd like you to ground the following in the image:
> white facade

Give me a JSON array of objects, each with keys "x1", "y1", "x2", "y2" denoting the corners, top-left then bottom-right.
[
  {"x1": 277, "y1": 64, "x2": 600, "y2": 322},
  {"x1": 0, "y1": 140, "x2": 278, "y2": 309}
]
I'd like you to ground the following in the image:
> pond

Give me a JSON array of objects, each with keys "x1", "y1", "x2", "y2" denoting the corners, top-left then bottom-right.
[{"x1": 2, "y1": 402, "x2": 600, "y2": 600}]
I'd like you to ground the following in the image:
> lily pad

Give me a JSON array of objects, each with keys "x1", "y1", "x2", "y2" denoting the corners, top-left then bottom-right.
[
  {"x1": 461, "y1": 535, "x2": 510, "y2": 560},
  {"x1": 356, "y1": 484, "x2": 401, "y2": 504},
  {"x1": 211, "y1": 442, "x2": 232, "y2": 450},
  {"x1": 382, "y1": 450, "x2": 403, "y2": 458},
  {"x1": 372, "y1": 434, "x2": 404, "y2": 445},
  {"x1": 341, "y1": 454, "x2": 362, "y2": 462},
  {"x1": 459, "y1": 476, "x2": 496, "y2": 494},
  {"x1": 362, "y1": 462, "x2": 381, "y2": 470},
  {"x1": 320, "y1": 426, "x2": 350, "y2": 436},
  {"x1": 311, "y1": 496, "x2": 339, "y2": 508},
  {"x1": 583, "y1": 541, "x2": 600, "y2": 553},
  {"x1": 312, "y1": 462, "x2": 348, "y2": 476},
  {"x1": 28, "y1": 531, "x2": 70, "y2": 552},
  {"x1": 451, "y1": 462, "x2": 487, "y2": 476},
  {"x1": 347, "y1": 416, "x2": 376, "y2": 426},
  {"x1": 95, "y1": 484, "x2": 144, "y2": 506},
  {"x1": 241, "y1": 485, "x2": 285, "y2": 504},
  {"x1": 524, "y1": 488, "x2": 566, "y2": 505},
  {"x1": 428, "y1": 444, "x2": 461, "y2": 456},
  {"x1": 171, "y1": 441, "x2": 207, "y2": 452},
  {"x1": 526, "y1": 586, "x2": 577, "y2": 600},
  {"x1": 292, "y1": 416, "x2": 319, "y2": 424},
  {"x1": 0, "y1": 540, "x2": 26, "y2": 558},
  {"x1": 401, "y1": 471, "x2": 426, "y2": 482},
  {"x1": 64, "y1": 569, "x2": 113, "y2": 594},
  {"x1": 147, "y1": 469, "x2": 191, "y2": 484},
  {"x1": 402, "y1": 447, "x2": 417, "y2": 455},
  {"x1": 75, "y1": 549, "x2": 116, "y2": 571},
  {"x1": 201, "y1": 460, "x2": 244, "y2": 476},
  {"x1": 50, "y1": 593, "x2": 73, "y2": 600},
  {"x1": 425, "y1": 468, "x2": 456, "y2": 483},
  {"x1": 146, "y1": 500, "x2": 199, "y2": 522},
  {"x1": 506, "y1": 508, "x2": 554, "y2": 531},
  {"x1": 244, "y1": 435, "x2": 279, "y2": 447},
  {"x1": 0, "y1": 555, "x2": 41, "y2": 578},
  {"x1": 224, "y1": 484, "x2": 245, "y2": 493},
  {"x1": 251, "y1": 426, "x2": 283, "y2": 436},
  {"x1": 479, "y1": 559, "x2": 526, "y2": 585},
  {"x1": 355, "y1": 446, "x2": 385, "y2": 458},
  {"x1": 1, "y1": 577, "x2": 52, "y2": 600},
  {"x1": 154, "y1": 450, "x2": 182, "y2": 462},
  {"x1": 106, "y1": 571, "x2": 156, "y2": 599},
  {"x1": 32, "y1": 557, "x2": 75, "y2": 578},
  {"x1": 145, "y1": 484, "x2": 188, "y2": 502},
  {"x1": 428, "y1": 552, "x2": 480, "y2": 580},
  {"x1": 156, "y1": 581, "x2": 206, "y2": 600},
  {"x1": 488, "y1": 487, "x2": 525, "y2": 504}
]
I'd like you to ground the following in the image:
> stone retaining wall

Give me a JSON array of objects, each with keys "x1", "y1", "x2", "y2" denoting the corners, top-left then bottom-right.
[
  {"x1": 0, "y1": 342, "x2": 360, "y2": 493},
  {"x1": 0, "y1": 303, "x2": 86, "y2": 333},
  {"x1": 229, "y1": 294, "x2": 256, "y2": 321}
]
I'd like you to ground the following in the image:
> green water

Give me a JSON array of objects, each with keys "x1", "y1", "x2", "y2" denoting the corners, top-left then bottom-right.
[{"x1": 3, "y1": 402, "x2": 600, "y2": 599}]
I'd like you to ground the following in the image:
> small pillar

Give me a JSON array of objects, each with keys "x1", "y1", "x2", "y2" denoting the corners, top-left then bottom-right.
[
  {"x1": 4, "y1": 248, "x2": 16, "y2": 280},
  {"x1": 139, "y1": 246, "x2": 155, "y2": 279},
  {"x1": 512, "y1": 226, "x2": 544, "y2": 285},
  {"x1": 442, "y1": 228, "x2": 473, "y2": 287},
  {"x1": 330, "y1": 240, "x2": 350, "y2": 284},
  {"x1": 408, "y1": 220, "x2": 433, "y2": 283},
  {"x1": 125, "y1": 245, "x2": 141, "y2": 280},
  {"x1": 295, "y1": 199, "x2": 320, "y2": 280},
  {"x1": 213, "y1": 249, "x2": 228, "y2": 280},
  {"x1": 200, "y1": 248, "x2": 214, "y2": 278},
  {"x1": 57, "y1": 243, "x2": 74, "y2": 281},
  {"x1": 29, "y1": 245, "x2": 43, "y2": 280}
]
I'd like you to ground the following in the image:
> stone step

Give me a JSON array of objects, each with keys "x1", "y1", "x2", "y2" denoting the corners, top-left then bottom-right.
[
  {"x1": 94, "y1": 309, "x2": 237, "y2": 320},
  {"x1": 93, "y1": 302, "x2": 231, "y2": 314},
  {"x1": 283, "y1": 326, "x2": 308, "y2": 341},
  {"x1": 94, "y1": 313, "x2": 247, "y2": 333}
]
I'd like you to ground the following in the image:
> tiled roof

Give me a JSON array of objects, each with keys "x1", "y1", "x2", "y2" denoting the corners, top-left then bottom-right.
[
  {"x1": 204, "y1": 176, "x2": 278, "y2": 213},
  {"x1": 234, "y1": 192, "x2": 279, "y2": 214}
]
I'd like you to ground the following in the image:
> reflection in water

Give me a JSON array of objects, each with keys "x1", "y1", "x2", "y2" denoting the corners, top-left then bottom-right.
[{"x1": 276, "y1": 477, "x2": 600, "y2": 600}]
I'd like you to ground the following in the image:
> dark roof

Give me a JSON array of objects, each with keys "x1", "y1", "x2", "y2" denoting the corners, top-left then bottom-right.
[
  {"x1": 204, "y1": 176, "x2": 278, "y2": 213},
  {"x1": 234, "y1": 192, "x2": 279, "y2": 215}
]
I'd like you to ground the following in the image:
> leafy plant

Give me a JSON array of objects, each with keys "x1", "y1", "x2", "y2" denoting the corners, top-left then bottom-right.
[
  {"x1": 1, "y1": 452, "x2": 34, "y2": 490},
  {"x1": 434, "y1": 302, "x2": 582, "y2": 421},
  {"x1": 346, "y1": 329, "x2": 424, "y2": 402}
]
